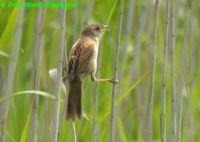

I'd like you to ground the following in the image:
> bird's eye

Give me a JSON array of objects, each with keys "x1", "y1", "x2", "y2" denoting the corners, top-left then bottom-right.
[{"x1": 95, "y1": 27, "x2": 100, "y2": 31}]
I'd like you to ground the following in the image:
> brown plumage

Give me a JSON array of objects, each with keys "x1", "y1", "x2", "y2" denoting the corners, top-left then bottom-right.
[{"x1": 66, "y1": 24, "x2": 117, "y2": 121}]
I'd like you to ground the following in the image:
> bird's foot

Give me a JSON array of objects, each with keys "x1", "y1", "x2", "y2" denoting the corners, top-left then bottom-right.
[{"x1": 109, "y1": 78, "x2": 119, "y2": 84}]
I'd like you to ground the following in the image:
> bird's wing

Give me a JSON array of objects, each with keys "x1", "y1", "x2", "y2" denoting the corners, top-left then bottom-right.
[{"x1": 68, "y1": 38, "x2": 95, "y2": 80}]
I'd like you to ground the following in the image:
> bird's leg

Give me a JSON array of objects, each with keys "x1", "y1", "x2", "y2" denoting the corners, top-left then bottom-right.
[{"x1": 91, "y1": 73, "x2": 118, "y2": 83}]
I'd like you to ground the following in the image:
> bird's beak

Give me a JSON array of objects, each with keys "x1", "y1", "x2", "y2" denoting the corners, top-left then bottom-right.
[{"x1": 101, "y1": 25, "x2": 111, "y2": 32}]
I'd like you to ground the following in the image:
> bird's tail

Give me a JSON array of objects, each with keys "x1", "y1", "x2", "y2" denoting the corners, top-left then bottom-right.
[{"x1": 66, "y1": 76, "x2": 82, "y2": 121}]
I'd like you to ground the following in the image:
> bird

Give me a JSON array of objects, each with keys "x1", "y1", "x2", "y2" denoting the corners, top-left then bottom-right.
[{"x1": 66, "y1": 24, "x2": 117, "y2": 121}]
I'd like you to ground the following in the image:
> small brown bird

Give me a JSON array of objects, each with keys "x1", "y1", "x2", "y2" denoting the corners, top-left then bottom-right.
[{"x1": 67, "y1": 24, "x2": 117, "y2": 121}]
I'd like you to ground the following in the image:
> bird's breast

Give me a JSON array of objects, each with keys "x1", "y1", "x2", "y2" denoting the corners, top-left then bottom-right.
[{"x1": 88, "y1": 43, "x2": 98, "y2": 71}]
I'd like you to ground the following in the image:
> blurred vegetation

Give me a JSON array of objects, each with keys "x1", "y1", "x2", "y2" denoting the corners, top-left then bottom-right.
[{"x1": 0, "y1": 0, "x2": 200, "y2": 142}]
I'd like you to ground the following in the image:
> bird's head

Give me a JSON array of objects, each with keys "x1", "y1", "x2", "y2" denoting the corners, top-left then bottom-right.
[{"x1": 81, "y1": 24, "x2": 110, "y2": 40}]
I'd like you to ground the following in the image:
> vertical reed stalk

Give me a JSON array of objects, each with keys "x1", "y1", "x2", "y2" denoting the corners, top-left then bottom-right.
[
  {"x1": 186, "y1": 87, "x2": 193, "y2": 142},
  {"x1": 92, "y1": 45, "x2": 102, "y2": 142},
  {"x1": 0, "y1": 1, "x2": 24, "y2": 141},
  {"x1": 169, "y1": 0, "x2": 176, "y2": 141},
  {"x1": 109, "y1": 0, "x2": 124, "y2": 142},
  {"x1": 83, "y1": 0, "x2": 94, "y2": 24},
  {"x1": 73, "y1": 0, "x2": 78, "y2": 42},
  {"x1": 186, "y1": 36, "x2": 196, "y2": 142},
  {"x1": 30, "y1": 4, "x2": 46, "y2": 142},
  {"x1": 176, "y1": 10, "x2": 189, "y2": 142},
  {"x1": 0, "y1": 65, "x2": 5, "y2": 141},
  {"x1": 129, "y1": 0, "x2": 148, "y2": 85},
  {"x1": 160, "y1": 0, "x2": 169, "y2": 141},
  {"x1": 58, "y1": 43, "x2": 68, "y2": 138},
  {"x1": 185, "y1": 45, "x2": 194, "y2": 141},
  {"x1": 145, "y1": 0, "x2": 159, "y2": 141},
  {"x1": 128, "y1": 2, "x2": 149, "y2": 139},
  {"x1": 72, "y1": 122, "x2": 77, "y2": 142},
  {"x1": 117, "y1": 5, "x2": 134, "y2": 139},
  {"x1": 52, "y1": 0, "x2": 66, "y2": 141},
  {"x1": 119, "y1": 0, "x2": 134, "y2": 84}
]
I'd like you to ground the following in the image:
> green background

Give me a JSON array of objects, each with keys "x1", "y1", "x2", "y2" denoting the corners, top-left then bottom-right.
[{"x1": 0, "y1": 0, "x2": 199, "y2": 141}]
